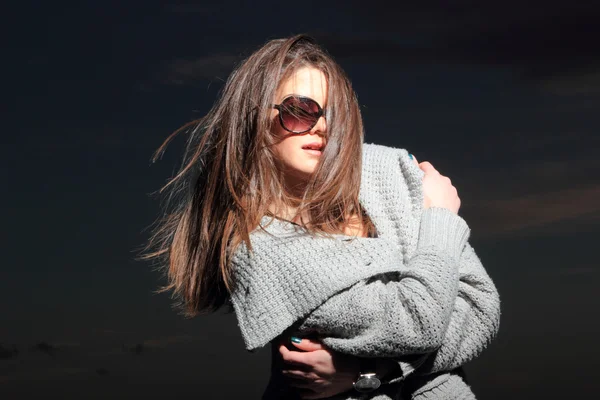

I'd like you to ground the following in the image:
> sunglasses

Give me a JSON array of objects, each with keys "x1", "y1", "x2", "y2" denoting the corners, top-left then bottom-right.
[{"x1": 272, "y1": 95, "x2": 325, "y2": 134}]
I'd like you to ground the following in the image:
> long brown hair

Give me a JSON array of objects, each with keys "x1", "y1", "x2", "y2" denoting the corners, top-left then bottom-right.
[{"x1": 140, "y1": 34, "x2": 375, "y2": 316}]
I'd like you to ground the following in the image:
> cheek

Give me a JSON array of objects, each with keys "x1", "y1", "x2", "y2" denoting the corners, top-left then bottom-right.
[
  {"x1": 274, "y1": 139, "x2": 296, "y2": 162},
  {"x1": 270, "y1": 114, "x2": 290, "y2": 145},
  {"x1": 274, "y1": 137, "x2": 307, "y2": 170},
  {"x1": 271, "y1": 120, "x2": 295, "y2": 160}
]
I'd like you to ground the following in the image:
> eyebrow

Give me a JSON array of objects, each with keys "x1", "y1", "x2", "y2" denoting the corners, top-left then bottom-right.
[{"x1": 278, "y1": 94, "x2": 327, "y2": 109}]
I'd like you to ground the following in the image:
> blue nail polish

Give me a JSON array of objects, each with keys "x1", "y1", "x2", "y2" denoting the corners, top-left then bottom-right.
[
  {"x1": 291, "y1": 336, "x2": 302, "y2": 343},
  {"x1": 409, "y1": 153, "x2": 414, "y2": 160}
]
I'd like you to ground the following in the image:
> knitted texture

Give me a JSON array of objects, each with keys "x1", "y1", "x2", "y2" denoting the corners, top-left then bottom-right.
[{"x1": 230, "y1": 143, "x2": 501, "y2": 399}]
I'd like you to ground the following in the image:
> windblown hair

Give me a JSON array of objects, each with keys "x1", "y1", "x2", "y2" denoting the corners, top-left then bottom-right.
[{"x1": 141, "y1": 34, "x2": 376, "y2": 316}]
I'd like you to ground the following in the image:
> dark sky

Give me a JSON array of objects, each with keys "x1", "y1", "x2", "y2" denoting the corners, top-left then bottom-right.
[{"x1": 2, "y1": 1, "x2": 599, "y2": 399}]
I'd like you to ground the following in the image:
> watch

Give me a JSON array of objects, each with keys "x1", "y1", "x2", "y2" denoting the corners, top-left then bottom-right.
[{"x1": 353, "y1": 358, "x2": 381, "y2": 393}]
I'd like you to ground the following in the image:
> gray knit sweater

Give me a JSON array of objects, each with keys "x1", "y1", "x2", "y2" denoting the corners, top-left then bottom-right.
[{"x1": 230, "y1": 143, "x2": 501, "y2": 399}]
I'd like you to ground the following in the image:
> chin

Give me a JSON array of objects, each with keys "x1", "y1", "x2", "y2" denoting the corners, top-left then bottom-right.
[
  {"x1": 296, "y1": 164, "x2": 319, "y2": 176},
  {"x1": 279, "y1": 156, "x2": 320, "y2": 183},
  {"x1": 287, "y1": 165, "x2": 317, "y2": 181}
]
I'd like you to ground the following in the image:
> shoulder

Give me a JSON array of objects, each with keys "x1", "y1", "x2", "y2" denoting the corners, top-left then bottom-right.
[
  {"x1": 358, "y1": 143, "x2": 424, "y2": 242},
  {"x1": 362, "y1": 143, "x2": 421, "y2": 180},
  {"x1": 360, "y1": 142, "x2": 424, "y2": 201},
  {"x1": 362, "y1": 142, "x2": 406, "y2": 164}
]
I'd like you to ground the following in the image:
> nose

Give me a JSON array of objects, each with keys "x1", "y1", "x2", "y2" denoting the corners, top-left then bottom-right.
[{"x1": 311, "y1": 115, "x2": 327, "y2": 135}]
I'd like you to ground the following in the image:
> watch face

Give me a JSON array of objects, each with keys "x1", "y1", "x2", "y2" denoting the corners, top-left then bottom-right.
[{"x1": 354, "y1": 375, "x2": 381, "y2": 393}]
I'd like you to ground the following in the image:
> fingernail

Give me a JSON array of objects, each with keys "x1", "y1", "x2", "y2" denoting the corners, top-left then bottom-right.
[
  {"x1": 409, "y1": 153, "x2": 414, "y2": 160},
  {"x1": 291, "y1": 337, "x2": 302, "y2": 344}
]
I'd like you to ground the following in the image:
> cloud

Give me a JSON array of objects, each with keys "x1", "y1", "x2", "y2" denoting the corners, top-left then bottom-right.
[
  {"x1": 522, "y1": 158, "x2": 598, "y2": 182},
  {"x1": 95, "y1": 328, "x2": 136, "y2": 336},
  {"x1": 467, "y1": 184, "x2": 600, "y2": 239},
  {"x1": 457, "y1": 137, "x2": 599, "y2": 203},
  {"x1": 313, "y1": 2, "x2": 600, "y2": 92},
  {"x1": 163, "y1": 3, "x2": 218, "y2": 14},
  {"x1": 466, "y1": 130, "x2": 597, "y2": 160},
  {"x1": 159, "y1": 55, "x2": 240, "y2": 86},
  {"x1": 0, "y1": 332, "x2": 208, "y2": 384},
  {"x1": 0, "y1": 366, "x2": 89, "y2": 383},
  {"x1": 449, "y1": 134, "x2": 599, "y2": 241},
  {"x1": 146, "y1": 2, "x2": 600, "y2": 93},
  {"x1": 538, "y1": 70, "x2": 600, "y2": 95},
  {"x1": 142, "y1": 334, "x2": 197, "y2": 348},
  {"x1": 545, "y1": 266, "x2": 598, "y2": 277}
]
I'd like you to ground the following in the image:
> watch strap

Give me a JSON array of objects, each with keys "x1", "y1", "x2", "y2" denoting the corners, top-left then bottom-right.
[
  {"x1": 359, "y1": 357, "x2": 377, "y2": 374},
  {"x1": 353, "y1": 358, "x2": 381, "y2": 393}
]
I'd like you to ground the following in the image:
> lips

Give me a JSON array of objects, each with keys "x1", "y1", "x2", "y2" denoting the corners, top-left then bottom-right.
[{"x1": 302, "y1": 142, "x2": 324, "y2": 151}]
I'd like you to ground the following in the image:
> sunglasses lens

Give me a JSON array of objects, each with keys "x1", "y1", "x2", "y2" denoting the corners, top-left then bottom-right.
[{"x1": 279, "y1": 97, "x2": 321, "y2": 133}]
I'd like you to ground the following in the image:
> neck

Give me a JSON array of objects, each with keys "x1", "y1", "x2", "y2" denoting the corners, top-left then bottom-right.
[
  {"x1": 268, "y1": 201, "x2": 309, "y2": 225},
  {"x1": 266, "y1": 169, "x2": 313, "y2": 223},
  {"x1": 283, "y1": 169, "x2": 310, "y2": 198}
]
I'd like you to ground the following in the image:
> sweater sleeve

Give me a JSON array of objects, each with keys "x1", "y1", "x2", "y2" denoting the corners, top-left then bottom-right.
[
  {"x1": 294, "y1": 222, "x2": 499, "y2": 384},
  {"x1": 295, "y1": 207, "x2": 470, "y2": 357},
  {"x1": 410, "y1": 242, "x2": 501, "y2": 376}
]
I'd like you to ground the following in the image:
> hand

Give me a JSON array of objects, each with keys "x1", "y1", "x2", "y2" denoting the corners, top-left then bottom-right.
[
  {"x1": 411, "y1": 155, "x2": 461, "y2": 214},
  {"x1": 277, "y1": 337, "x2": 359, "y2": 399}
]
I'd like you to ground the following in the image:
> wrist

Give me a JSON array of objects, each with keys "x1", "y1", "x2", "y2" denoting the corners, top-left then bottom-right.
[
  {"x1": 417, "y1": 207, "x2": 470, "y2": 260},
  {"x1": 353, "y1": 358, "x2": 381, "y2": 393},
  {"x1": 377, "y1": 358, "x2": 402, "y2": 384}
]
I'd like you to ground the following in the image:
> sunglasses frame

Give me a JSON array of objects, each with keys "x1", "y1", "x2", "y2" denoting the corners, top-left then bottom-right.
[{"x1": 272, "y1": 95, "x2": 325, "y2": 134}]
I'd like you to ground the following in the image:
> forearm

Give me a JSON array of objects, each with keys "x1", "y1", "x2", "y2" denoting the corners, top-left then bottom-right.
[
  {"x1": 416, "y1": 243, "x2": 501, "y2": 374},
  {"x1": 384, "y1": 243, "x2": 500, "y2": 380},
  {"x1": 305, "y1": 240, "x2": 499, "y2": 384},
  {"x1": 299, "y1": 208, "x2": 470, "y2": 357}
]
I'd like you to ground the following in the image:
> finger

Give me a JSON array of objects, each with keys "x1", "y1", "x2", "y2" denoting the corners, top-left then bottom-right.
[
  {"x1": 418, "y1": 161, "x2": 438, "y2": 174},
  {"x1": 279, "y1": 343, "x2": 314, "y2": 367},
  {"x1": 279, "y1": 344, "x2": 305, "y2": 366},
  {"x1": 410, "y1": 153, "x2": 418, "y2": 166},
  {"x1": 290, "y1": 337, "x2": 325, "y2": 352},
  {"x1": 281, "y1": 368, "x2": 313, "y2": 381},
  {"x1": 285, "y1": 375, "x2": 320, "y2": 390}
]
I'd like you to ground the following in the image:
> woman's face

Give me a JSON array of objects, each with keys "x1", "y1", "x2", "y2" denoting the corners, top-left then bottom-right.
[{"x1": 271, "y1": 67, "x2": 328, "y2": 186}]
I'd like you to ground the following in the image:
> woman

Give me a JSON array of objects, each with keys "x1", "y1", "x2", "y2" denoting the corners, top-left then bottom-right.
[{"x1": 143, "y1": 35, "x2": 500, "y2": 399}]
